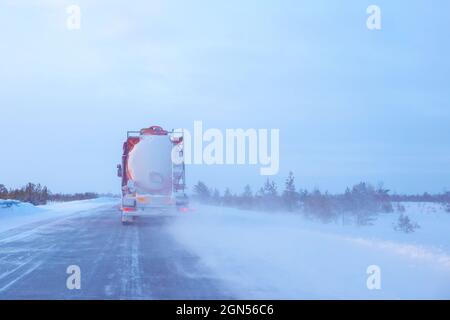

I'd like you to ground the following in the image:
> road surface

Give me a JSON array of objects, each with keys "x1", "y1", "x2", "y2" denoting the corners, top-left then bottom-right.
[{"x1": 0, "y1": 204, "x2": 234, "y2": 299}]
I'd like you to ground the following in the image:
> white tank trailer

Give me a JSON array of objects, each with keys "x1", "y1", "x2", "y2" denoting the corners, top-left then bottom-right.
[{"x1": 117, "y1": 126, "x2": 188, "y2": 224}]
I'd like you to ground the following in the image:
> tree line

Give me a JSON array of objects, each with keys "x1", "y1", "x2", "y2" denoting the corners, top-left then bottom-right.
[
  {"x1": 193, "y1": 172, "x2": 450, "y2": 224},
  {"x1": 0, "y1": 183, "x2": 99, "y2": 205}
]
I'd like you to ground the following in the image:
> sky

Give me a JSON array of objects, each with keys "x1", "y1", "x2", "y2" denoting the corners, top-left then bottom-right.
[{"x1": 0, "y1": 0, "x2": 449, "y2": 194}]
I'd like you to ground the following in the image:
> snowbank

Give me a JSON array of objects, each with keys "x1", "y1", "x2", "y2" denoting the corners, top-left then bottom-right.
[
  {"x1": 0, "y1": 198, "x2": 119, "y2": 233},
  {"x1": 168, "y1": 203, "x2": 450, "y2": 299},
  {"x1": 0, "y1": 200, "x2": 43, "y2": 215}
]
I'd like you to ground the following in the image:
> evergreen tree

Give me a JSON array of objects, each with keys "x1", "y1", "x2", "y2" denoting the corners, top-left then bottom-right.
[
  {"x1": 193, "y1": 181, "x2": 211, "y2": 203},
  {"x1": 282, "y1": 171, "x2": 298, "y2": 211},
  {"x1": 262, "y1": 179, "x2": 279, "y2": 211},
  {"x1": 223, "y1": 188, "x2": 233, "y2": 206},
  {"x1": 211, "y1": 188, "x2": 221, "y2": 205},
  {"x1": 263, "y1": 179, "x2": 277, "y2": 197},
  {"x1": 239, "y1": 184, "x2": 253, "y2": 209}
]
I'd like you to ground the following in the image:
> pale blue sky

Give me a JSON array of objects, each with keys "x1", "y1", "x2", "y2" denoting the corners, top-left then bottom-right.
[{"x1": 0, "y1": 0, "x2": 449, "y2": 194}]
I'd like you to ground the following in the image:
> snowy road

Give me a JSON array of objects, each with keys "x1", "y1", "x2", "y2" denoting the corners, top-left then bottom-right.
[
  {"x1": 0, "y1": 204, "x2": 233, "y2": 299},
  {"x1": 1, "y1": 200, "x2": 449, "y2": 299}
]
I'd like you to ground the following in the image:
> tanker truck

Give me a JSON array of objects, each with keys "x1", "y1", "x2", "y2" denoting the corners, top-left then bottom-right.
[{"x1": 117, "y1": 125, "x2": 188, "y2": 224}]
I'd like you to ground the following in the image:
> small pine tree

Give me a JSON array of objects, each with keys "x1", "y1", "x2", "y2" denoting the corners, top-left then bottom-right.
[
  {"x1": 282, "y1": 171, "x2": 298, "y2": 211},
  {"x1": 394, "y1": 214, "x2": 420, "y2": 233},
  {"x1": 211, "y1": 188, "x2": 221, "y2": 205},
  {"x1": 193, "y1": 181, "x2": 211, "y2": 203},
  {"x1": 263, "y1": 179, "x2": 277, "y2": 196},
  {"x1": 262, "y1": 179, "x2": 279, "y2": 211},
  {"x1": 223, "y1": 188, "x2": 233, "y2": 206},
  {"x1": 240, "y1": 184, "x2": 254, "y2": 209}
]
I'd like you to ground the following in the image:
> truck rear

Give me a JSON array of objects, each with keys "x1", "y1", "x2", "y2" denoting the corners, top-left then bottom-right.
[{"x1": 117, "y1": 126, "x2": 188, "y2": 224}]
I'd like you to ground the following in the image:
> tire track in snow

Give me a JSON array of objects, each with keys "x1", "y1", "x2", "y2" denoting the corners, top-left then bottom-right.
[
  {"x1": 118, "y1": 225, "x2": 144, "y2": 299},
  {"x1": 0, "y1": 209, "x2": 112, "y2": 298},
  {"x1": 0, "y1": 206, "x2": 233, "y2": 299},
  {"x1": 0, "y1": 207, "x2": 112, "y2": 245},
  {"x1": 0, "y1": 245, "x2": 56, "y2": 293},
  {"x1": 0, "y1": 260, "x2": 44, "y2": 293}
]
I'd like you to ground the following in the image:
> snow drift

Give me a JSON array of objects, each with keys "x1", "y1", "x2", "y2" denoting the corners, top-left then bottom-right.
[{"x1": 0, "y1": 198, "x2": 119, "y2": 233}]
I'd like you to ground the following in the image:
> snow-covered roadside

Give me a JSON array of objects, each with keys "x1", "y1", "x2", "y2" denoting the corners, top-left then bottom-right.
[
  {"x1": 168, "y1": 203, "x2": 450, "y2": 299},
  {"x1": 0, "y1": 198, "x2": 119, "y2": 233}
]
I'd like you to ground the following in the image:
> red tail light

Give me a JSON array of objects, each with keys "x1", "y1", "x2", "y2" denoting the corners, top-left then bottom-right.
[{"x1": 122, "y1": 207, "x2": 136, "y2": 212}]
